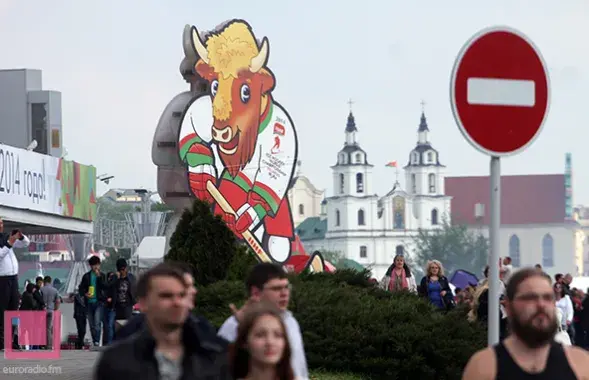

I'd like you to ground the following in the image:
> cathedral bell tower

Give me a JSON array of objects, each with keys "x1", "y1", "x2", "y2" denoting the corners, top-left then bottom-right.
[
  {"x1": 404, "y1": 109, "x2": 446, "y2": 197},
  {"x1": 331, "y1": 111, "x2": 373, "y2": 197}
]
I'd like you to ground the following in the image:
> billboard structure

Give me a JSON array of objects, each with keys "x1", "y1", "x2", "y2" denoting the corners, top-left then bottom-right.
[{"x1": 153, "y1": 19, "x2": 327, "y2": 272}]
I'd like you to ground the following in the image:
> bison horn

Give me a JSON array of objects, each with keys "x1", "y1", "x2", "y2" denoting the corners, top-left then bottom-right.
[
  {"x1": 191, "y1": 26, "x2": 209, "y2": 64},
  {"x1": 182, "y1": 25, "x2": 197, "y2": 60},
  {"x1": 249, "y1": 37, "x2": 269, "y2": 73}
]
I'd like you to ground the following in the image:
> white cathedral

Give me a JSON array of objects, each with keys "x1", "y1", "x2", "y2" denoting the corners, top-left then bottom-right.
[{"x1": 296, "y1": 110, "x2": 451, "y2": 279}]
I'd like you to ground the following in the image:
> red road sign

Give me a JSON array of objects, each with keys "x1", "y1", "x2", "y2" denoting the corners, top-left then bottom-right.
[{"x1": 450, "y1": 26, "x2": 550, "y2": 156}]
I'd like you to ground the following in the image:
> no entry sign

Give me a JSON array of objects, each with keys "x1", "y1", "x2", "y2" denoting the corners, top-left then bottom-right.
[{"x1": 450, "y1": 26, "x2": 550, "y2": 156}]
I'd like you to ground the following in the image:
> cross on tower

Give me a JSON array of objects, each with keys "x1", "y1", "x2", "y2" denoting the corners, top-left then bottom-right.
[
  {"x1": 420, "y1": 100, "x2": 426, "y2": 112},
  {"x1": 347, "y1": 98, "x2": 355, "y2": 111}
]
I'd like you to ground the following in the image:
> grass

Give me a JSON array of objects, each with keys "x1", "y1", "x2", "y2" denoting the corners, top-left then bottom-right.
[{"x1": 310, "y1": 370, "x2": 368, "y2": 379}]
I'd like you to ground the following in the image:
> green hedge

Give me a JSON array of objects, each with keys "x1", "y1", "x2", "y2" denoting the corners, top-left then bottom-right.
[{"x1": 194, "y1": 269, "x2": 486, "y2": 380}]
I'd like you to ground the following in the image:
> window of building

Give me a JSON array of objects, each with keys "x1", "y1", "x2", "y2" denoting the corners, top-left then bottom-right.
[
  {"x1": 509, "y1": 235, "x2": 520, "y2": 267},
  {"x1": 542, "y1": 234, "x2": 554, "y2": 267},
  {"x1": 395, "y1": 245, "x2": 404, "y2": 256},
  {"x1": 339, "y1": 173, "x2": 345, "y2": 194},
  {"x1": 339, "y1": 153, "x2": 347, "y2": 164},
  {"x1": 411, "y1": 174, "x2": 416, "y2": 193},
  {"x1": 431, "y1": 209, "x2": 438, "y2": 225},
  {"x1": 335, "y1": 209, "x2": 340, "y2": 226},
  {"x1": 358, "y1": 209, "x2": 365, "y2": 226},
  {"x1": 412, "y1": 152, "x2": 419, "y2": 165},
  {"x1": 356, "y1": 173, "x2": 364, "y2": 193},
  {"x1": 298, "y1": 204, "x2": 304, "y2": 216},
  {"x1": 31, "y1": 103, "x2": 48, "y2": 154},
  {"x1": 428, "y1": 173, "x2": 436, "y2": 193},
  {"x1": 427, "y1": 151, "x2": 434, "y2": 163},
  {"x1": 355, "y1": 153, "x2": 362, "y2": 163},
  {"x1": 360, "y1": 246, "x2": 367, "y2": 258}
]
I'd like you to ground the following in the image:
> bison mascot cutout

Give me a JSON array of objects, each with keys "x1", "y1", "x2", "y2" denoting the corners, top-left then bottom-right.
[{"x1": 172, "y1": 19, "x2": 325, "y2": 272}]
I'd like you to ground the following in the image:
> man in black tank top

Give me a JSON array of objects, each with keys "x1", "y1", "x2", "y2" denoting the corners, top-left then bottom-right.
[{"x1": 462, "y1": 268, "x2": 589, "y2": 379}]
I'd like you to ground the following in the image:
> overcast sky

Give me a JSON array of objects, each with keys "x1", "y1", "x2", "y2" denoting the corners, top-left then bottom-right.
[{"x1": 1, "y1": 0, "x2": 587, "y2": 203}]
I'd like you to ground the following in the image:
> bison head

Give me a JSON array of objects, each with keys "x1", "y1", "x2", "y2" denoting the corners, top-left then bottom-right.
[{"x1": 191, "y1": 21, "x2": 276, "y2": 177}]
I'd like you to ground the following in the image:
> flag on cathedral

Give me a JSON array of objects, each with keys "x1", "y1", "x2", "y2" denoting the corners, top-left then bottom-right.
[{"x1": 386, "y1": 161, "x2": 397, "y2": 167}]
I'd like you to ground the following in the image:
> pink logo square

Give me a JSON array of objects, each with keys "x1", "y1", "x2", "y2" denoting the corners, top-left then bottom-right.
[{"x1": 4, "y1": 311, "x2": 61, "y2": 359}]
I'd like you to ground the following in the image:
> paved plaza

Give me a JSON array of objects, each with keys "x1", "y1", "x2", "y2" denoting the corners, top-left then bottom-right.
[{"x1": 0, "y1": 350, "x2": 98, "y2": 379}]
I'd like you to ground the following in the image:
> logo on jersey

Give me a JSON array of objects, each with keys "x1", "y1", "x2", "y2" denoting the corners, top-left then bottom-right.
[
  {"x1": 271, "y1": 136, "x2": 281, "y2": 154},
  {"x1": 273, "y1": 123, "x2": 285, "y2": 136}
]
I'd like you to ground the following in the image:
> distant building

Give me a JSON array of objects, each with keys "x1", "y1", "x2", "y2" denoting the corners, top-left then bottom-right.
[
  {"x1": 102, "y1": 188, "x2": 156, "y2": 206},
  {"x1": 287, "y1": 161, "x2": 324, "y2": 227},
  {"x1": 298, "y1": 109, "x2": 450, "y2": 279},
  {"x1": 445, "y1": 172, "x2": 582, "y2": 277},
  {"x1": 0, "y1": 69, "x2": 63, "y2": 157},
  {"x1": 574, "y1": 205, "x2": 589, "y2": 276}
]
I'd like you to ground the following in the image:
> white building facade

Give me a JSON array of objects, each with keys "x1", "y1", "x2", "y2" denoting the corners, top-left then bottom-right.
[
  {"x1": 287, "y1": 162, "x2": 325, "y2": 227},
  {"x1": 299, "y1": 111, "x2": 451, "y2": 279}
]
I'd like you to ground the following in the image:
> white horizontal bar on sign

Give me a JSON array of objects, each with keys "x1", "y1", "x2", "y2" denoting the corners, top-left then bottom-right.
[{"x1": 466, "y1": 77, "x2": 536, "y2": 107}]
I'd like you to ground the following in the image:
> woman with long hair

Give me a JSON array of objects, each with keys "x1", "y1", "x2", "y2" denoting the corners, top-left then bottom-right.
[
  {"x1": 418, "y1": 260, "x2": 453, "y2": 310},
  {"x1": 230, "y1": 302, "x2": 295, "y2": 380},
  {"x1": 379, "y1": 254, "x2": 417, "y2": 293},
  {"x1": 554, "y1": 282, "x2": 574, "y2": 343}
]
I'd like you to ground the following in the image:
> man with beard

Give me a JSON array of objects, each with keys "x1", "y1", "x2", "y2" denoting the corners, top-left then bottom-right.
[
  {"x1": 94, "y1": 263, "x2": 230, "y2": 379},
  {"x1": 462, "y1": 268, "x2": 589, "y2": 379}
]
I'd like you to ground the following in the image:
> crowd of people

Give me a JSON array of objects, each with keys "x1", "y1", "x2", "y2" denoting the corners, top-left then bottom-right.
[
  {"x1": 95, "y1": 261, "x2": 309, "y2": 380},
  {"x1": 4, "y1": 213, "x2": 589, "y2": 378},
  {"x1": 378, "y1": 254, "x2": 589, "y2": 348},
  {"x1": 73, "y1": 255, "x2": 137, "y2": 349}
]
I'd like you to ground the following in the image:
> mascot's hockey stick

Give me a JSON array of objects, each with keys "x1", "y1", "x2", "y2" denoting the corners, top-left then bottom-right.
[{"x1": 206, "y1": 181, "x2": 273, "y2": 263}]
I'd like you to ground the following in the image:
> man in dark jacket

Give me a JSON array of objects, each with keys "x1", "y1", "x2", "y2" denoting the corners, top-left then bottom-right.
[
  {"x1": 78, "y1": 256, "x2": 106, "y2": 349},
  {"x1": 115, "y1": 261, "x2": 216, "y2": 341},
  {"x1": 94, "y1": 263, "x2": 230, "y2": 379},
  {"x1": 111, "y1": 258, "x2": 136, "y2": 322}
]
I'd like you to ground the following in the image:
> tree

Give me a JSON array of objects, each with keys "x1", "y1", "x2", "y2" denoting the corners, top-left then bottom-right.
[
  {"x1": 166, "y1": 198, "x2": 240, "y2": 286},
  {"x1": 412, "y1": 220, "x2": 488, "y2": 278},
  {"x1": 100, "y1": 247, "x2": 132, "y2": 274}
]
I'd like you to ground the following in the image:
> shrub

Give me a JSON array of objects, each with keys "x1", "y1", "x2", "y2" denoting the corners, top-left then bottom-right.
[
  {"x1": 166, "y1": 198, "x2": 239, "y2": 286},
  {"x1": 225, "y1": 246, "x2": 259, "y2": 282},
  {"x1": 195, "y1": 269, "x2": 486, "y2": 380}
]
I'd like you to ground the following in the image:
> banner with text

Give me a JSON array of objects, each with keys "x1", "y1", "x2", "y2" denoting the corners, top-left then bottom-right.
[{"x1": 0, "y1": 144, "x2": 97, "y2": 221}]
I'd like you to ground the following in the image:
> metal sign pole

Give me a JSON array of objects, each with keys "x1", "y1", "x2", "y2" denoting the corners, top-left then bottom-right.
[{"x1": 488, "y1": 156, "x2": 501, "y2": 345}]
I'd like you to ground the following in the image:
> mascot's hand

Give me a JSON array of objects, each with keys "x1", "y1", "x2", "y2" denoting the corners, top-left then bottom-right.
[
  {"x1": 188, "y1": 164, "x2": 216, "y2": 204},
  {"x1": 223, "y1": 207, "x2": 256, "y2": 239},
  {"x1": 235, "y1": 212, "x2": 254, "y2": 235}
]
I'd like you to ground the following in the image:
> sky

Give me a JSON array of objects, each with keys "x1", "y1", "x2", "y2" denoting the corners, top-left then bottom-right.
[{"x1": 1, "y1": 1, "x2": 588, "y2": 202}]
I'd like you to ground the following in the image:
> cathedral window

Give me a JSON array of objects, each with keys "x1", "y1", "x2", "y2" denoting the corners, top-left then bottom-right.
[
  {"x1": 431, "y1": 209, "x2": 438, "y2": 225},
  {"x1": 355, "y1": 153, "x2": 362, "y2": 163},
  {"x1": 339, "y1": 173, "x2": 345, "y2": 194},
  {"x1": 360, "y1": 246, "x2": 367, "y2": 258},
  {"x1": 358, "y1": 209, "x2": 365, "y2": 226},
  {"x1": 356, "y1": 173, "x2": 364, "y2": 193},
  {"x1": 542, "y1": 234, "x2": 554, "y2": 267},
  {"x1": 411, "y1": 152, "x2": 419, "y2": 165},
  {"x1": 427, "y1": 151, "x2": 434, "y2": 163},
  {"x1": 428, "y1": 173, "x2": 436, "y2": 193},
  {"x1": 411, "y1": 174, "x2": 416, "y2": 193},
  {"x1": 509, "y1": 235, "x2": 520, "y2": 267},
  {"x1": 395, "y1": 245, "x2": 404, "y2": 256},
  {"x1": 298, "y1": 204, "x2": 304, "y2": 216},
  {"x1": 335, "y1": 209, "x2": 341, "y2": 226}
]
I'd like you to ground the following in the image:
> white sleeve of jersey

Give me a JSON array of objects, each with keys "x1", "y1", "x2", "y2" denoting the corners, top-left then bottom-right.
[
  {"x1": 178, "y1": 96, "x2": 214, "y2": 143},
  {"x1": 255, "y1": 119, "x2": 296, "y2": 205}
]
